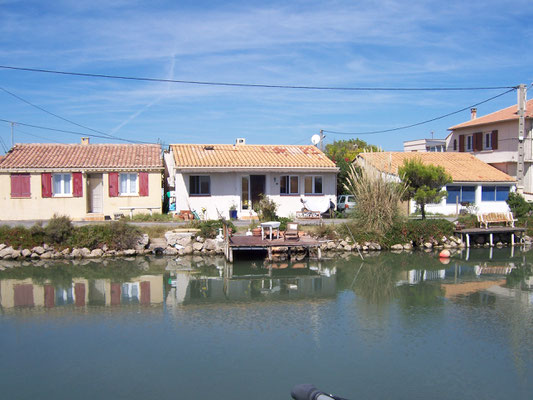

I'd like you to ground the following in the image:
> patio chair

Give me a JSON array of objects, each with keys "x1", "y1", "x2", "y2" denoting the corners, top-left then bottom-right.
[{"x1": 284, "y1": 222, "x2": 299, "y2": 241}]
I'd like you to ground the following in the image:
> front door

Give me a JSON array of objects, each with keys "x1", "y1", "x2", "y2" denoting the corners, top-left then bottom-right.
[
  {"x1": 250, "y1": 175, "x2": 266, "y2": 209},
  {"x1": 88, "y1": 174, "x2": 103, "y2": 213}
]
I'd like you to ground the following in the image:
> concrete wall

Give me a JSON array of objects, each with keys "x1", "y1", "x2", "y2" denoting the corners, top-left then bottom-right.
[
  {"x1": 0, "y1": 171, "x2": 162, "y2": 221},
  {"x1": 174, "y1": 171, "x2": 337, "y2": 219}
]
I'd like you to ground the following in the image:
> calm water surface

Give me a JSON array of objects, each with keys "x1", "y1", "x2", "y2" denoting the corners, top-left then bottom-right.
[{"x1": 1, "y1": 249, "x2": 532, "y2": 400}]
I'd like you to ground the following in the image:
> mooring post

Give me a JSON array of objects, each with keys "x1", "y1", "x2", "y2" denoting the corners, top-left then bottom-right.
[
  {"x1": 268, "y1": 247, "x2": 272, "y2": 261},
  {"x1": 228, "y1": 248, "x2": 233, "y2": 263},
  {"x1": 511, "y1": 233, "x2": 515, "y2": 246},
  {"x1": 489, "y1": 233, "x2": 494, "y2": 247},
  {"x1": 317, "y1": 246, "x2": 322, "y2": 260},
  {"x1": 466, "y1": 234, "x2": 470, "y2": 248}
]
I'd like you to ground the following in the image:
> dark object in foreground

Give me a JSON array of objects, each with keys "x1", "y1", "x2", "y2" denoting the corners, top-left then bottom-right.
[{"x1": 291, "y1": 384, "x2": 349, "y2": 400}]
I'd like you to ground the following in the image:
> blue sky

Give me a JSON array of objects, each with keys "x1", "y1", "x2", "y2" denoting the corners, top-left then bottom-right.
[{"x1": 0, "y1": 0, "x2": 532, "y2": 152}]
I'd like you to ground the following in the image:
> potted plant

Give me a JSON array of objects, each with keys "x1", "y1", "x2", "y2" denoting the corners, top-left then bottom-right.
[{"x1": 229, "y1": 203, "x2": 238, "y2": 220}]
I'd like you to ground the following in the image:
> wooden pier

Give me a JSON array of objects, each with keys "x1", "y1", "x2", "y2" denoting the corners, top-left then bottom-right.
[
  {"x1": 224, "y1": 234, "x2": 322, "y2": 262},
  {"x1": 455, "y1": 226, "x2": 526, "y2": 248}
]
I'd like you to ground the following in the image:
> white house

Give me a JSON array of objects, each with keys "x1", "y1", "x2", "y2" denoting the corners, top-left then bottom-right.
[
  {"x1": 446, "y1": 100, "x2": 533, "y2": 198},
  {"x1": 164, "y1": 139, "x2": 338, "y2": 219},
  {"x1": 357, "y1": 152, "x2": 516, "y2": 215},
  {"x1": 403, "y1": 138, "x2": 446, "y2": 152}
]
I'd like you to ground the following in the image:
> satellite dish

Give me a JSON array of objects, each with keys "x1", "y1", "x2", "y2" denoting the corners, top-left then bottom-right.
[{"x1": 311, "y1": 134, "x2": 321, "y2": 145}]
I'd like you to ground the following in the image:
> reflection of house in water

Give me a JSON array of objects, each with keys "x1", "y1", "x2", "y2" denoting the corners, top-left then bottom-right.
[
  {"x1": 0, "y1": 275, "x2": 164, "y2": 310},
  {"x1": 168, "y1": 261, "x2": 336, "y2": 305}
]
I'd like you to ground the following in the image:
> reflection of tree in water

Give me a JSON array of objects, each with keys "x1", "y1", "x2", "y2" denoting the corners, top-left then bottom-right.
[
  {"x1": 352, "y1": 262, "x2": 399, "y2": 305},
  {"x1": 396, "y1": 282, "x2": 445, "y2": 308}
]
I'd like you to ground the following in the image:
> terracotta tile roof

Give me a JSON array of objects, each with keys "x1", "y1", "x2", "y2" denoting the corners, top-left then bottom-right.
[
  {"x1": 0, "y1": 143, "x2": 162, "y2": 171},
  {"x1": 358, "y1": 152, "x2": 515, "y2": 183},
  {"x1": 449, "y1": 99, "x2": 533, "y2": 130},
  {"x1": 171, "y1": 144, "x2": 337, "y2": 170}
]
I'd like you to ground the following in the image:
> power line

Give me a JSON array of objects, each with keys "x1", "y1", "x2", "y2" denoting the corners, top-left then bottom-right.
[
  {"x1": 0, "y1": 118, "x2": 157, "y2": 144},
  {"x1": 0, "y1": 65, "x2": 518, "y2": 91},
  {"x1": 324, "y1": 87, "x2": 517, "y2": 136},
  {"x1": 0, "y1": 85, "x2": 145, "y2": 143}
]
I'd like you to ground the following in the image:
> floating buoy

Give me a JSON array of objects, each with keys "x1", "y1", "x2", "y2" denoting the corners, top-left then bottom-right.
[{"x1": 439, "y1": 249, "x2": 451, "y2": 258}]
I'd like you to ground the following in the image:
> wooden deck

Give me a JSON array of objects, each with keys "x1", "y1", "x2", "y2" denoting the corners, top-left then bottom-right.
[
  {"x1": 225, "y1": 234, "x2": 322, "y2": 262},
  {"x1": 455, "y1": 226, "x2": 526, "y2": 247}
]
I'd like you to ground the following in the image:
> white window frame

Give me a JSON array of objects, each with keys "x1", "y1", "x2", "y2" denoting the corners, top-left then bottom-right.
[
  {"x1": 189, "y1": 175, "x2": 211, "y2": 196},
  {"x1": 304, "y1": 176, "x2": 323, "y2": 195},
  {"x1": 52, "y1": 173, "x2": 72, "y2": 197},
  {"x1": 466, "y1": 135, "x2": 473, "y2": 151},
  {"x1": 484, "y1": 132, "x2": 492, "y2": 150},
  {"x1": 280, "y1": 175, "x2": 299, "y2": 195},
  {"x1": 119, "y1": 173, "x2": 138, "y2": 196}
]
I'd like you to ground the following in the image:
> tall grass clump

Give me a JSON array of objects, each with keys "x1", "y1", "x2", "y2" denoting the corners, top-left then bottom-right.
[{"x1": 344, "y1": 164, "x2": 406, "y2": 234}]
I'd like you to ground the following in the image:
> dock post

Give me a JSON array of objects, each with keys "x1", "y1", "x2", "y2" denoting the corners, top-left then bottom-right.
[
  {"x1": 317, "y1": 246, "x2": 322, "y2": 260},
  {"x1": 466, "y1": 234, "x2": 470, "y2": 248},
  {"x1": 268, "y1": 247, "x2": 273, "y2": 261},
  {"x1": 228, "y1": 248, "x2": 234, "y2": 263},
  {"x1": 490, "y1": 233, "x2": 494, "y2": 247},
  {"x1": 511, "y1": 233, "x2": 515, "y2": 246},
  {"x1": 287, "y1": 246, "x2": 291, "y2": 261}
]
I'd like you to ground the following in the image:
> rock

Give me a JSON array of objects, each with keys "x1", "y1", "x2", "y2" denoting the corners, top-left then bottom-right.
[
  {"x1": 123, "y1": 249, "x2": 137, "y2": 256},
  {"x1": 439, "y1": 249, "x2": 451, "y2": 258},
  {"x1": 30, "y1": 252, "x2": 40, "y2": 259},
  {"x1": 192, "y1": 242, "x2": 204, "y2": 251},
  {"x1": 196, "y1": 236, "x2": 205, "y2": 243},
  {"x1": 424, "y1": 242, "x2": 433, "y2": 249},
  {"x1": 344, "y1": 245, "x2": 352, "y2": 251},
  {"x1": 340, "y1": 240, "x2": 348, "y2": 247},
  {"x1": 183, "y1": 245, "x2": 193, "y2": 255},
  {"x1": 441, "y1": 236, "x2": 448, "y2": 243},
  {"x1": 137, "y1": 234, "x2": 150, "y2": 249},
  {"x1": 81, "y1": 248, "x2": 92, "y2": 257},
  {"x1": 90, "y1": 249, "x2": 104, "y2": 258},
  {"x1": 71, "y1": 248, "x2": 83, "y2": 258},
  {"x1": 391, "y1": 244, "x2": 403, "y2": 250},
  {"x1": 204, "y1": 239, "x2": 216, "y2": 251},
  {"x1": 43, "y1": 243, "x2": 51, "y2": 250},
  {"x1": 0, "y1": 244, "x2": 6, "y2": 251},
  {"x1": 21, "y1": 249, "x2": 31, "y2": 258},
  {"x1": 362, "y1": 245, "x2": 369, "y2": 251},
  {"x1": 11, "y1": 250, "x2": 21, "y2": 259},
  {"x1": 40, "y1": 251, "x2": 52, "y2": 259},
  {"x1": 374, "y1": 243, "x2": 382, "y2": 251},
  {"x1": 327, "y1": 241, "x2": 336, "y2": 250},
  {"x1": 164, "y1": 247, "x2": 178, "y2": 256},
  {"x1": 32, "y1": 246, "x2": 46, "y2": 255},
  {"x1": 403, "y1": 243, "x2": 413, "y2": 250},
  {"x1": 0, "y1": 246, "x2": 14, "y2": 258},
  {"x1": 62, "y1": 248, "x2": 71, "y2": 255}
]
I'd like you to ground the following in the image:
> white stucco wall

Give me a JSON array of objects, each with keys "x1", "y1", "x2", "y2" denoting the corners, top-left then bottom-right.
[{"x1": 173, "y1": 170, "x2": 337, "y2": 219}]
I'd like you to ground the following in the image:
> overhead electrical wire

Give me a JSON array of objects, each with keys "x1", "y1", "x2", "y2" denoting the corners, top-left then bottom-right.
[
  {"x1": 0, "y1": 86, "x2": 148, "y2": 144},
  {"x1": 323, "y1": 87, "x2": 517, "y2": 136},
  {"x1": 0, "y1": 118, "x2": 157, "y2": 144},
  {"x1": 0, "y1": 65, "x2": 517, "y2": 91}
]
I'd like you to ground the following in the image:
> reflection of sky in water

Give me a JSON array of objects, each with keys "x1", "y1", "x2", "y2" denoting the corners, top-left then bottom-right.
[{"x1": 0, "y1": 251, "x2": 532, "y2": 400}]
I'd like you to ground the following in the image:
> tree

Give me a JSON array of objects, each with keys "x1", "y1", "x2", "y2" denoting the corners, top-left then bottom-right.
[
  {"x1": 325, "y1": 138, "x2": 380, "y2": 195},
  {"x1": 398, "y1": 158, "x2": 452, "y2": 219}
]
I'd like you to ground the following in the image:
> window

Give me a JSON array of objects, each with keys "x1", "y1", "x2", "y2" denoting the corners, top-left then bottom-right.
[
  {"x1": 446, "y1": 185, "x2": 476, "y2": 204},
  {"x1": 280, "y1": 175, "x2": 299, "y2": 194},
  {"x1": 119, "y1": 173, "x2": 138, "y2": 195},
  {"x1": 304, "y1": 176, "x2": 323, "y2": 194},
  {"x1": 190, "y1": 176, "x2": 210, "y2": 195},
  {"x1": 482, "y1": 186, "x2": 510, "y2": 201},
  {"x1": 485, "y1": 132, "x2": 492, "y2": 150},
  {"x1": 241, "y1": 176, "x2": 250, "y2": 209},
  {"x1": 10, "y1": 174, "x2": 31, "y2": 198},
  {"x1": 466, "y1": 135, "x2": 473, "y2": 151},
  {"x1": 53, "y1": 173, "x2": 72, "y2": 196}
]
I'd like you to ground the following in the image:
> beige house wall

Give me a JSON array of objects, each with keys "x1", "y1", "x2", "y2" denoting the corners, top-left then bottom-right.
[{"x1": 0, "y1": 171, "x2": 162, "y2": 221}]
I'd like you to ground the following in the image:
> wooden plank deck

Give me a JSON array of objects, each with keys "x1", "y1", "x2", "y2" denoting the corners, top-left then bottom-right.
[{"x1": 454, "y1": 226, "x2": 526, "y2": 248}]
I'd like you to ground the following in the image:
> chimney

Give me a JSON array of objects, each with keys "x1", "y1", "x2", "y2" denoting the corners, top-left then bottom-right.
[
  {"x1": 81, "y1": 137, "x2": 90, "y2": 145},
  {"x1": 235, "y1": 138, "x2": 246, "y2": 145},
  {"x1": 470, "y1": 108, "x2": 477, "y2": 120}
]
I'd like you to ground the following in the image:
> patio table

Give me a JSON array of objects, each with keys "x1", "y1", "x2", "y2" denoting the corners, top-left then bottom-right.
[{"x1": 260, "y1": 221, "x2": 281, "y2": 240}]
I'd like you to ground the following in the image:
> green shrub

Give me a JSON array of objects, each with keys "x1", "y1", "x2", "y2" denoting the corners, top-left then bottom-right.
[
  {"x1": 276, "y1": 217, "x2": 292, "y2": 231},
  {"x1": 189, "y1": 219, "x2": 236, "y2": 239},
  {"x1": 456, "y1": 214, "x2": 478, "y2": 229},
  {"x1": 310, "y1": 223, "x2": 338, "y2": 240},
  {"x1": 70, "y1": 221, "x2": 142, "y2": 250},
  {"x1": 130, "y1": 213, "x2": 174, "y2": 222},
  {"x1": 0, "y1": 224, "x2": 46, "y2": 249},
  {"x1": 253, "y1": 195, "x2": 278, "y2": 221},
  {"x1": 45, "y1": 214, "x2": 74, "y2": 244},
  {"x1": 506, "y1": 192, "x2": 532, "y2": 218}
]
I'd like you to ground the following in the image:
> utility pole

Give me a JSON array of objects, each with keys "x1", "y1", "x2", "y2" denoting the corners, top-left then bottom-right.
[
  {"x1": 10, "y1": 122, "x2": 14, "y2": 148},
  {"x1": 517, "y1": 84, "x2": 526, "y2": 191},
  {"x1": 319, "y1": 129, "x2": 325, "y2": 152}
]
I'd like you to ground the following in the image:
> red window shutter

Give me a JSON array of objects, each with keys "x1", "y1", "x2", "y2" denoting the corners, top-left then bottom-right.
[
  {"x1": 139, "y1": 172, "x2": 149, "y2": 196},
  {"x1": 491, "y1": 130, "x2": 498, "y2": 150},
  {"x1": 73, "y1": 172, "x2": 83, "y2": 197},
  {"x1": 41, "y1": 173, "x2": 52, "y2": 198},
  {"x1": 459, "y1": 135, "x2": 465, "y2": 152},
  {"x1": 474, "y1": 132, "x2": 482, "y2": 151},
  {"x1": 109, "y1": 172, "x2": 119, "y2": 197},
  {"x1": 11, "y1": 174, "x2": 31, "y2": 198}
]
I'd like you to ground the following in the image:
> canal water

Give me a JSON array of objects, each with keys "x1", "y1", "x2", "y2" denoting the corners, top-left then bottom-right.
[{"x1": 1, "y1": 249, "x2": 532, "y2": 400}]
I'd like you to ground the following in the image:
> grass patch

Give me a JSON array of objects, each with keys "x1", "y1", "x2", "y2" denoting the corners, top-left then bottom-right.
[{"x1": 129, "y1": 213, "x2": 174, "y2": 222}]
